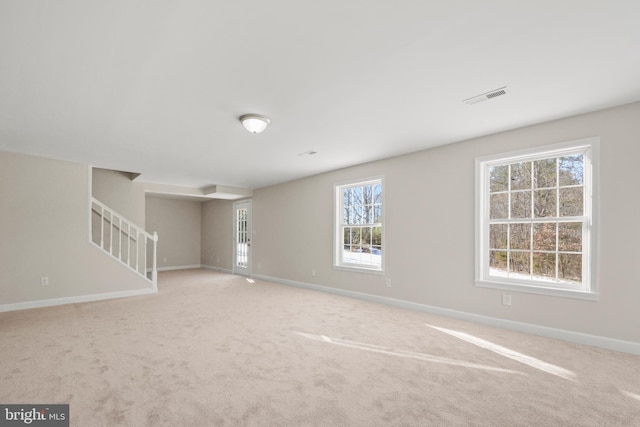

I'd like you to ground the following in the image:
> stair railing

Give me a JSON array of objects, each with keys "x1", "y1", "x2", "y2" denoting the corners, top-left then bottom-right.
[{"x1": 90, "y1": 197, "x2": 158, "y2": 290}]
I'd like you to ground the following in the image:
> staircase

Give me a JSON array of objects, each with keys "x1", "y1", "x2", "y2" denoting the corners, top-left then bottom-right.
[{"x1": 90, "y1": 197, "x2": 158, "y2": 290}]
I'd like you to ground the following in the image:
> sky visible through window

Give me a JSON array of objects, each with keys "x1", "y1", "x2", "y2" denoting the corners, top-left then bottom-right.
[{"x1": 340, "y1": 181, "x2": 382, "y2": 268}]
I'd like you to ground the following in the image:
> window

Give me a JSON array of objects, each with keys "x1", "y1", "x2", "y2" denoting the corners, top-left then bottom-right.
[
  {"x1": 475, "y1": 138, "x2": 598, "y2": 299},
  {"x1": 335, "y1": 178, "x2": 383, "y2": 272}
]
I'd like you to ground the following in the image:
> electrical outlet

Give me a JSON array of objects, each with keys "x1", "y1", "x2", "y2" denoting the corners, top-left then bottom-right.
[
  {"x1": 502, "y1": 294, "x2": 512, "y2": 306},
  {"x1": 385, "y1": 278, "x2": 391, "y2": 288},
  {"x1": 41, "y1": 276, "x2": 49, "y2": 286},
  {"x1": 162, "y1": 257, "x2": 167, "y2": 263},
  {"x1": 311, "y1": 269, "x2": 316, "y2": 277}
]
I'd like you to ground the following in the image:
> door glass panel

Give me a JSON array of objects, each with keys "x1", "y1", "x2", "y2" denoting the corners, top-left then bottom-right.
[{"x1": 236, "y1": 208, "x2": 248, "y2": 268}]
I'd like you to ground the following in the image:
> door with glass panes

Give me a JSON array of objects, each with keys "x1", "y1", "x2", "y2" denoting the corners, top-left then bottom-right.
[{"x1": 233, "y1": 200, "x2": 252, "y2": 276}]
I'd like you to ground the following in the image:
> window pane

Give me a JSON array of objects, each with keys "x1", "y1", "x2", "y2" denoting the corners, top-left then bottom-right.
[
  {"x1": 533, "y1": 222, "x2": 556, "y2": 251},
  {"x1": 352, "y1": 207, "x2": 360, "y2": 224},
  {"x1": 558, "y1": 222, "x2": 582, "y2": 252},
  {"x1": 350, "y1": 227, "x2": 360, "y2": 246},
  {"x1": 534, "y1": 189, "x2": 557, "y2": 217},
  {"x1": 559, "y1": 155, "x2": 584, "y2": 186},
  {"x1": 372, "y1": 226, "x2": 382, "y2": 246},
  {"x1": 490, "y1": 224, "x2": 508, "y2": 249},
  {"x1": 489, "y1": 251, "x2": 508, "y2": 274},
  {"x1": 509, "y1": 252, "x2": 530, "y2": 276},
  {"x1": 352, "y1": 204, "x2": 364, "y2": 224},
  {"x1": 363, "y1": 186, "x2": 373, "y2": 206},
  {"x1": 344, "y1": 188, "x2": 351, "y2": 208},
  {"x1": 559, "y1": 187, "x2": 583, "y2": 216},
  {"x1": 363, "y1": 205, "x2": 374, "y2": 224},
  {"x1": 374, "y1": 206, "x2": 382, "y2": 223},
  {"x1": 558, "y1": 253, "x2": 582, "y2": 283},
  {"x1": 534, "y1": 158, "x2": 556, "y2": 188},
  {"x1": 343, "y1": 246, "x2": 359, "y2": 263},
  {"x1": 510, "y1": 223, "x2": 531, "y2": 250},
  {"x1": 511, "y1": 162, "x2": 532, "y2": 190},
  {"x1": 510, "y1": 191, "x2": 531, "y2": 218},
  {"x1": 533, "y1": 253, "x2": 556, "y2": 281},
  {"x1": 361, "y1": 227, "x2": 372, "y2": 248},
  {"x1": 490, "y1": 193, "x2": 508, "y2": 219},
  {"x1": 490, "y1": 165, "x2": 509, "y2": 192},
  {"x1": 343, "y1": 227, "x2": 361, "y2": 262},
  {"x1": 341, "y1": 226, "x2": 378, "y2": 266},
  {"x1": 351, "y1": 187, "x2": 360, "y2": 207},
  {"x1": 374, "y1": 184, "x2": 382, "y2": 204},
  {"x1": 343, "y1": 207, "x2": 350, "y2": 224}
]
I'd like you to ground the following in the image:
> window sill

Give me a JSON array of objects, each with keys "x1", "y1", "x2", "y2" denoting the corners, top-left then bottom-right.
[{"x1": 475, "y1": 279, "x2": 598, "y2": 301}]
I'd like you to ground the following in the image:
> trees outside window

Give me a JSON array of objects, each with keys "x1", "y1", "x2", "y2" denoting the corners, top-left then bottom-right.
[
  {"x1": 335, "y1": 178, "x2": 383, "y2": 272},
  {"x1": 476, "y1": 138, "x2": 597, "y2": 299}
]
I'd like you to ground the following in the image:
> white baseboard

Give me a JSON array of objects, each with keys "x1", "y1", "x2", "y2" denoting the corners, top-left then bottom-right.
[
  {"x1": 201, "y1": 265, "x2": 233, "y2": 274},
  {"x1": 252, "y1": 274, "x2": 640, "y2": 356},
  {"x1": 155, "y1": 264, "x2": 202, "y2": 272},
  {"x1": 147, "y1": 264, "x2": 232, "y2": 274},
  {"x1": 0, "y1": 287, "x2": 157, "y2": 313}
]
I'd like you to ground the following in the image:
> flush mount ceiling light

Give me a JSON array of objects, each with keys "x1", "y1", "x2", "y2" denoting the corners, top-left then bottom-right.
[{"x1": 239, "y1": 114, "x2": 271, "y2": 134}]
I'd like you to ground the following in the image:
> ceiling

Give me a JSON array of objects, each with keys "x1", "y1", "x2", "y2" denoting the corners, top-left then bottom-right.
[{"x1": 1, "y1": 1, "x2": 639, "y2": 191}]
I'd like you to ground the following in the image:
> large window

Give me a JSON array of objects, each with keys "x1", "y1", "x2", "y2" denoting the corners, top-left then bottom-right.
[
  {"x1": 335, "y1": 178, "x2": 383, "y2": 272},
  {"x1": 475, "y1": 138, "x2": 598, "y2": 299}
]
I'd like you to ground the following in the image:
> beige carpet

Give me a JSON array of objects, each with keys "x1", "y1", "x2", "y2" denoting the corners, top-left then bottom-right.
[{"x1": 1, "y1": 269, "x2": 639, "y2": 426}]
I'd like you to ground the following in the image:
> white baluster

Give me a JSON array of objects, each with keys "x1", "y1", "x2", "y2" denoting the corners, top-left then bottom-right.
[
  {"x1": 100, "y1": 206, "x2": 104, "y2": 249},
  {"x1": 152, "y1": 231, "x2": 158, "y2": 290},
  {"x1": 109, "y1": 212, "x2": 113, "y2": 254},
  {"x1": 143, "y1": 233, "x2": 148, "y2": 279},
  {"x1": 118, "y1": 217, "x2": 122, "y2": 261}
]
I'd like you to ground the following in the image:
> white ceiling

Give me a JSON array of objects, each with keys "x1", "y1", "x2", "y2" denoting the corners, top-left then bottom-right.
[{"x1": 1, "y1": 1, "x2": 639, "y2": 190}]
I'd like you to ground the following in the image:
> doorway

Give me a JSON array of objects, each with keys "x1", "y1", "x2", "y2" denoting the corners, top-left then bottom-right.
[{"x1": 233, "y1": 200, "x2": 252, "y2": 276}]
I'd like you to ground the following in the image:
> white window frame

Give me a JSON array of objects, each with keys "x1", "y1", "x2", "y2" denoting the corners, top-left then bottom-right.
[
  {"x1": 475, "y1": 137, "x2": 599, "y2": 300},
  {"x1": 334, "y1": 177, "x2": 384, "y2": 274}
]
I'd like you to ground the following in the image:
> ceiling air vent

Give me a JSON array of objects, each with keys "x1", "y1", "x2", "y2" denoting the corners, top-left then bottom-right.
[{"x1": 463, "y1": 86, "x2": 508, "y2": 105}]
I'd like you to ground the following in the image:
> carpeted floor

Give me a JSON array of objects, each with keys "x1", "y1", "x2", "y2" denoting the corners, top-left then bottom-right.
[{"x1": 1, "y1": 269, "x2": 639, "y2": 426}]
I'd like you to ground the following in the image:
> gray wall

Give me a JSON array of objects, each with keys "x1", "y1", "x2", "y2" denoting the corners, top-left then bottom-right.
[
  {"x1": 251, "y1": 101, "x2": 640, "y2": 343},
  {"x1": 3, "y1": 101, "x2": 639, "y2": 344},
  {"x1": 201, "y1": 199, "x2": 234, "y2": 271},
  {"x1": 92, "y1": 167, "x2": 145, "y2": 227},
  {"x1": 0, "y1": 151, "x2": 151, "y2": 306},
  {"x1": 145, "y1": 196, "x2": 202, "y2": 269}
]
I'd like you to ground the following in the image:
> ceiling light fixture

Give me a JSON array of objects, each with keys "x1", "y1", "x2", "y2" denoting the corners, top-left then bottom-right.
[{"x1": 239, "y1": 114, "x2": 270, "y2": 134}]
